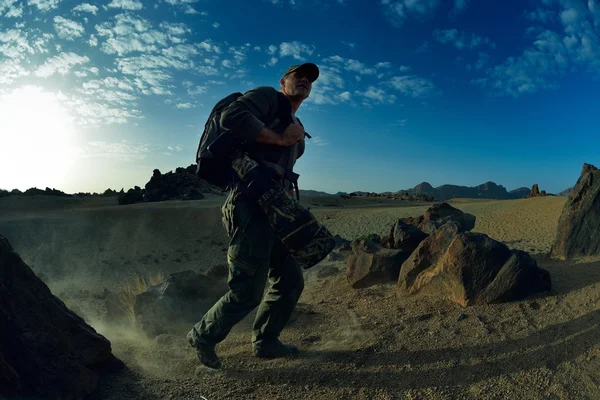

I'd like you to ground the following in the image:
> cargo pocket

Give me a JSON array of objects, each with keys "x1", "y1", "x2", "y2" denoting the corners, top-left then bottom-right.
[{"x1": 227, "y1": 197, "x2": 272, "y2": 277}]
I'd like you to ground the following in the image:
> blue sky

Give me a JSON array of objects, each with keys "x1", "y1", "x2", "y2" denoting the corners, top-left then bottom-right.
[{"x1": 1, "y1": 0, "x2": 599, "y2": 194}]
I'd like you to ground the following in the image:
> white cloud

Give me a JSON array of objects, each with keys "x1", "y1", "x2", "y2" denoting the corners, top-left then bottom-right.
[
  {"x1": 159, "y1": 22, "x2": 190, "y2": 36},
  {"x1": 0, "y1": 0, "x2": 18, "y2": 14},
  {"x1": 375, "y1": 61, "x2": 391, "y2": 68},
  {"x1": 89, "y1": 34, "x2": 98, "y2": 47},
  {"x1": 162, "y1": 44, "x2": 199, "y2": 60},
  {"x1": 341, "y1": 41, "x2": 356, "y2": 49},
  {"x1": 96, "y1": 14, "x2": 168, "y2": 55},
  {"x1": 0, "y1": 29, "x2": 34, "y2": 59},
  {"x1": 267, "y1": 45, "x2": 278, "y2": 55},
  {"x1": 399, "y1": 65, "x2": 412, "y2": 72},
  {"x1": 323, "y1": 55, "x2": 376, "y2": 75},
  {"x1": 183, "y1": 5, "x2": 199, "y2": 14},
  {"x1": 28, "y1": 0, "x2": 61, "y2": 12},
  {"x1": 35, "y1": 52, "x2": 90, "y2": 78},
  {"x1": 176, "y1": 102, "x2": 193, "y2": 109},
  {"x1": 525, "y1": 7, "x2": 556, "y2": 23},
  {"x1": 388, "y1": 75, "x2": 439, "y2": 98},
  {"x1": 339, "y1": 91, "x2": 351, "y2": 101},
  {"x1": 187, "y1": 85, "x2": 207, "y2": 95},
  {"x1": 381, "y1": 0, "x2": 441, "y2": 27},
  {"x1": 477, "y1": 0, "x2": 600, "y2": 97},
  {"x1": 163, "y1": 0, "x2": 205, "y2": 14},
  {"x1": 107, "y1": 0, "x2": 143, "y2": 10},
  {"x1": 0, "y1": 59, "x2": 30, "y2": 85},
  {"x1": 306, "y1": 65, "x2": 349, "y2": 105},
  {"x1": 279, "y1": 41, "x2": 314, "y2": 60},
  {"x1": 73, "y1": 3, "x2": 98, "y2": 14},
  {"x1": 355, "y1": 86, "x2": 396, "y2": 104},
  {"x1": 450, "y1": 0, "x2": 469, "y2": 17},
  {"x1": 433, "y1": 29, "x2": 496, "y2": 50},
  {"x1": 307, "y1": 136, "x2": 329, "y2": 147},
  {"x1": 4, "y1": 3, "x2": 23, "y2": 17},
  {"x1": 54, "y1": 16, "x2": 85, "y2": 40},
  {"x1": 196, "y1": 40, "x2": 221, "y2": 53},
  {"x1": 82, "y1": 141, "x2": 149, "y2": 159},
  {"x1": 212, "y1": 22, "x2": 220, "y2": 28},
  {"x1": 197, "y1": 65, "x2": 220, "y2": 75}
]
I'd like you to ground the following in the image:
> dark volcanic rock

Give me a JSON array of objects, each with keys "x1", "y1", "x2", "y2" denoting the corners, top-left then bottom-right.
[
  {"x1": 398, "y1": 223, "x2": 551, "y2": 306},
  {"x1": 401, "y1": 202, "x2": 476, "y2": 235},
  {"x1": 550, "y1": 163, "x2": 600, "y2": 260},
  {"x1": 527, "y1": 184, "x2": 547, "y2": 198},
  {"x1": 393, "y1": 220, "x2": 429, "y2": 252},
  {"x1": 346, "y1": 239, "x2": 408, "y2": 289},
  {"x1": 529, "y1": 184, "x2": 540, "y2": 197},
  {"x1": 118, "y1": 186, "x2": 144, "y2": 205},
  {"x1": 133, "y1": 270, "x2": 227, "y2": 337},
  {"x1": 333, "y1": 234, "x2": 351, "y2": 250},
  {"x1": 144, "y1": 166, "x2": 214, "y2": 202},
  {"x1": 0, "y1": 235, "x2": 121, "y2": 399}
]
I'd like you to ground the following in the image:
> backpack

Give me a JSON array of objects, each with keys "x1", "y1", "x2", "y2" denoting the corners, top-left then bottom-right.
[
  {"x1": 195, "y1": 89, "x2": 305, "y2": 197},
  {"x1": 195, "y1": 92, "x2": 244, "y2": 190}
]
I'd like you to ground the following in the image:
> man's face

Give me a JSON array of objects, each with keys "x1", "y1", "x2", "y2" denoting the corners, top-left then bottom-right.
[{"x1": 281, "y1": 70, "x2": 312, "y2": 100}]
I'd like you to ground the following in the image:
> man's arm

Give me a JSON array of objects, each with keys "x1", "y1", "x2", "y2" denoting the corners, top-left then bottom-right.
[
  {"x1": 220, "y1": 86, "x2": 305, "y2": 146},
  {"x1": 220, "y1": 86, "x2": 277, "y2": 142}
]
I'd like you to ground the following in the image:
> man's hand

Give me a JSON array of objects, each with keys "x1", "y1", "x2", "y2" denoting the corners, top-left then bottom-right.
[{"x1": 280, "y1": 123, "x2": 305, "y2": 146}]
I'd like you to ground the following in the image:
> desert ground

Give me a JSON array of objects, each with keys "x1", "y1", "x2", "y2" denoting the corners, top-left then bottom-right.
[{"x1": 2, "y1": 193, "x2": 600, "y2": 400}]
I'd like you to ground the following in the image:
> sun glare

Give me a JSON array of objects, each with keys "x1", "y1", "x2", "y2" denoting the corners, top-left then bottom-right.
[{"x1": 0, "y1": 86, "x2": 79, "y2": 192}]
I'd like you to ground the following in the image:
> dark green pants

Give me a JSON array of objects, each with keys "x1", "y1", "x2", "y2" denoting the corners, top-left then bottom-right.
[{"x1": 189, "y1": 189, "x2": 304, "y2": 346}]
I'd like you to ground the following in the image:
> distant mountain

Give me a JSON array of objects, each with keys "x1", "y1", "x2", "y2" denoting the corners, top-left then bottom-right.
[
  {"x1": 298, "y1": 189, "x2": 335, "y2": 197},
  {"x1": 558, "y1": 187, "x2": 574, "y2": 196},
  {"x1": 299, "y1": 181, "x2": 536, "y2": 201},
  {"x1": 397, "y1": 181, "x2": 531, "y2": 201}
]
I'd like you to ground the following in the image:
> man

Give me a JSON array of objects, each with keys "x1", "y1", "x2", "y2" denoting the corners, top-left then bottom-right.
[{"x1": 187, "y1": 63, "x2": 320, "y2": 369}]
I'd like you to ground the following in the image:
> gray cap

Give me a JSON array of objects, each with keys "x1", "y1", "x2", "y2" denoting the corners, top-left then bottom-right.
[{"x1": 281, "y1": 62, "x2": 319, "y2": 82}]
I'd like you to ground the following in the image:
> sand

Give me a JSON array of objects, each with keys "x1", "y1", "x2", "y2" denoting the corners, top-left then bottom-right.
[{"x1": 4, "y1": 194, "x2": 600, "y2": 399}]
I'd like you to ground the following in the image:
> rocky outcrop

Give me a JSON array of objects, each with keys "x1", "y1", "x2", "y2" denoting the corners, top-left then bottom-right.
[
  {"x1": 0, "y1": 235, "x2": 121, "y2": 399},
  {"x1": 346, "y1": 239, "x2": 408, "y2": 288},
  {"x1": 144, "y1": 166, "x2": 209, "y2": 202},
  {"x1": 133, "y1": 270, "x2": 227, "y2": 337},
  {"x1": 401, "y1": 202, "x2": 476, "y2": 235},
  {"x1": 527, "y1": 184, "x2": 547, "y2": 198},
  {"x1": 118, "y1": 186, "x2": 144, "y2": 205},
  {"x1": 398, "y1": 223, "x2": 551, "y2": 306},
  {"x1": 550, "y1": 163, "x2": 600, "y2": 260}
]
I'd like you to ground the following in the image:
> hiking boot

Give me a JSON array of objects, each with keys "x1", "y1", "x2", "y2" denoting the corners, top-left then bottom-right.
[
  {"x1": 253, "y1": 339, "x2": 300, "y2": 359},
  {"x1": 187, "y1": 330, "x2": 221, "y2": 369}
]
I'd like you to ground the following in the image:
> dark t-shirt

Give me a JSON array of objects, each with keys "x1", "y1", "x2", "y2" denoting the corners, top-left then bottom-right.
[{"x1": 220, "y1": 86, "x2": 305, "y2": 190}]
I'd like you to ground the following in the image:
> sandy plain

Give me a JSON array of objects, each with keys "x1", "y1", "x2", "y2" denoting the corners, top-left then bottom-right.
[{"x1": 2, "y1": 193, "x2": 600, "y2": 400}]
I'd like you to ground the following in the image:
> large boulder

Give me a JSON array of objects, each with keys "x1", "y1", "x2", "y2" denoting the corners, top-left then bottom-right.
[
  {"x1": 401, "y1": 202, "x2": 476, "y2": 234},
  {"x1": 398, "y1": 223, "x2": 551, "y2": 306},
  {"x1": 133, "y1": 270, "x2": 228, "y2": 337},
  {"x1": 550, "y1": 163, "x2": 600, "y2": 260},
  {"x1": 0, "y1": 235, "x2": 121, "y2": 399},
  {"x1": 346, "y1": 239, "x2": 408, "y2": 289}
]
